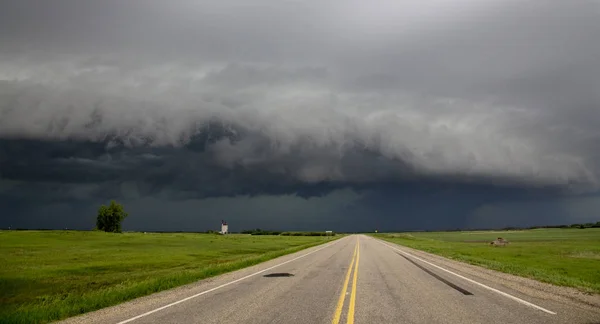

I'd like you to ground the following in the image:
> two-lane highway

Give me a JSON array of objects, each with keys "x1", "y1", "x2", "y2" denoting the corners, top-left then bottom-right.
[{"x1": 60, "y1": 235, "x2": 600, "y2": 324}]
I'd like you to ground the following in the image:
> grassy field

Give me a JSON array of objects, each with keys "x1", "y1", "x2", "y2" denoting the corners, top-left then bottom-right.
[
  {"x1": 374, "y1": 228, "x2": 600, "y2": 294},
  {"x1": 0, "y1": 231, "x2": 337, "y2": 324}
]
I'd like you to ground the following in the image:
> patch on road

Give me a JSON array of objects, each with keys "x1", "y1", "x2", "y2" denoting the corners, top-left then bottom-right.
[
  {"x1": 263, "y1": 273, "x2": 295, "y2": 277},
  {"x1": 396, "y1": 252, "x2": 474, "y2": 296}
]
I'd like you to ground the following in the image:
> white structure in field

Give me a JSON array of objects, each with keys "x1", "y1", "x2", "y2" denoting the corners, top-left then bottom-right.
[{"x1": 220, "y1": 220, "x2": 229, "y2": 234}]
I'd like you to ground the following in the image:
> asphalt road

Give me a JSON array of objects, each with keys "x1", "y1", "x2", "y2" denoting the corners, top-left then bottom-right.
[{"x1": 60, "y1": 235, "x2": 600, "y2": 324}]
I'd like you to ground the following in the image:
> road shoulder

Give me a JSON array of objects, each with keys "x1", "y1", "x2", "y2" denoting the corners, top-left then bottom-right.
[{"x1": 370, "y1": 236, "x2": 600, "y2": 315}]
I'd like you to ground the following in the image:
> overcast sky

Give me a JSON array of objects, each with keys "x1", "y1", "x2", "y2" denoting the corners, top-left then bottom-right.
[{"x1": 1, "y1": 0, "x2": 599, "y2": 231}]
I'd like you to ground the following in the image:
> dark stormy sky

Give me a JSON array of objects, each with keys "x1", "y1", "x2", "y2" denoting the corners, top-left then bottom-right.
[{"x1": 1, "y1": 0, "x2": 600, "y2": 232}]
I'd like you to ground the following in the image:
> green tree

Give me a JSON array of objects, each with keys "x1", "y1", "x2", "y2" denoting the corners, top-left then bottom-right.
[{"x1": 96, "y1": 200, "x2": 129, "y2": 233}]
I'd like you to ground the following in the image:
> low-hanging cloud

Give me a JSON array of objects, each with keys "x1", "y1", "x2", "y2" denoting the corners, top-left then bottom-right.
[{"x1": 1, "y1": 0, "x2": 600, "y2": 203}]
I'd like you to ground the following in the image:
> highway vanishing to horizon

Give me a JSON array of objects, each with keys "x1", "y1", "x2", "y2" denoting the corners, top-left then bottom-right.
[{"x1": 60, "y1": 235, "x2": 600, "y2": 324}]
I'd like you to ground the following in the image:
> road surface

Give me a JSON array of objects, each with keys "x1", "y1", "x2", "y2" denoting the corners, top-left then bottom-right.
[{"x1": 60, "y1": 235, "x2": 600, "y2": 324}]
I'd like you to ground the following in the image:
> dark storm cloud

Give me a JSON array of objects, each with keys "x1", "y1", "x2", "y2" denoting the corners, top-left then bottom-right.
[{"x1": 1, "y1": 0, "x2": 600, "y2": 230}]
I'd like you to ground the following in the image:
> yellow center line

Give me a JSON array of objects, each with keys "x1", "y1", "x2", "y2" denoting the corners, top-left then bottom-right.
[
  {"x1": 332, "y1": 239, "x2": 358, "y2": 324},
  {"x1": 347, "y1": 239, "x2": 360, "y2": 324}
]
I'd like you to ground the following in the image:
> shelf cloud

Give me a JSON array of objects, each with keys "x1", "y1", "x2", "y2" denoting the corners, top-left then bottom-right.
[{"x1": 1, "y1": 0, "x2": 599, "y2": 230}]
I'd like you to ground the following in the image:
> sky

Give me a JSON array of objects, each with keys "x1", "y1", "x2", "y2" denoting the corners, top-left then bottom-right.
[{"x1": 1, "y1": 0, "x2": 600, "y2": 232}]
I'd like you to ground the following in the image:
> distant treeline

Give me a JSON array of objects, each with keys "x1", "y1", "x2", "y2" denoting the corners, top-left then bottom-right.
[
  {"x1": 525, "y1": 221, "x2": 600, "y2": 230},
  {"x1": 280, "y1": 232, "x2": 336, "y2": 236},
  {"x1": 1, "y1": 228, "x2": 335, "y2": 235},
  {"x1": 7, "y1": 221, "x2": 600, "y2": 233},
  {"x1": 238, "y1": 229, "x2": 335, "y2": 236},
  {"x1": 430, "y1": 221, "x2": 600, "y2": 232},
  {"x1": 240, "y1": 229, "x2": 282, "y2": 235}
]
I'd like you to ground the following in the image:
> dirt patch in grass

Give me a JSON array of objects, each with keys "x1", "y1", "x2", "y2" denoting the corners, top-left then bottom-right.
[{"x1": 569, "y1": 251, "x2": 600, "y2": 260}]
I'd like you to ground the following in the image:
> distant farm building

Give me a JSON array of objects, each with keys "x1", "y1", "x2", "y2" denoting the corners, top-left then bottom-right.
[
  {"x1": 325, "y1": 231, "x2": 333, "y2": 236},
  {"x1": 490, "y1": 237, "x2": 509, "y2": 246},
  {"x1": 220, "y1": 220, "x2": 229, "y2": 235}
]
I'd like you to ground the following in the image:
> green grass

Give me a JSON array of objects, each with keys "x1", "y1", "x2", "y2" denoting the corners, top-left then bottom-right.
[
  {"x1": 0, "y1": 231, "x2": 337, "y2": 324},
  {"x1": 373, "y1": 228, "x2": 600, "y2": 294}
]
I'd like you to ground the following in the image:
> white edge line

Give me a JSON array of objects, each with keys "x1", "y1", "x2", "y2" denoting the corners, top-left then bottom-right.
[
  {"x1": 116, "y1": 237, "x2": 345, "y2": 324},
  {"x1": 374, "y1": 237, "x2": 557, "y2": 315}
]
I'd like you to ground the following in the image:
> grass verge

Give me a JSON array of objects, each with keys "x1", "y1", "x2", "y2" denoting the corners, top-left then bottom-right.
[
  {"x1": 373, "y1": 228, "x2": 600, "y2": 294},
  {"x1": 0, "y1": 231, "x2": 338, "y2": 324}
]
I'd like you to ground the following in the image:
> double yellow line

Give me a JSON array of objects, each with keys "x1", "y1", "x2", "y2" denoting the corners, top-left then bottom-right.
[{"x1": 332, "y1": 238, "x2": 360, "y2": 324}]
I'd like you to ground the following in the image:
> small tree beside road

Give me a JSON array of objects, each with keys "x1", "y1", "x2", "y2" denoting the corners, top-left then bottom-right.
[{"x1": 96, "y1": 200, "x2": 129, "y2": 233}]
